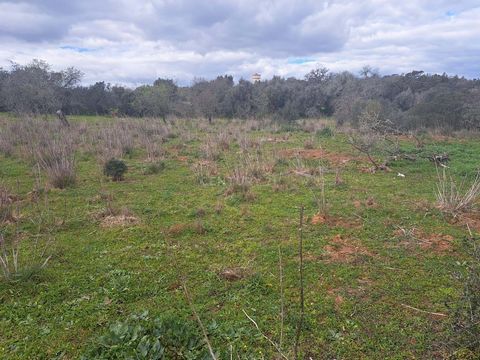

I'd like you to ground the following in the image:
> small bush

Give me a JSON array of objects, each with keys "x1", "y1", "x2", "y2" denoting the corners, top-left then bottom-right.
[
  {"x1": 144, "y1": 161, "x2": 166, "y2": 175},
  {"x1": 104, "y1": 158, "x2": 128, "y2": 181},
  {"x1": 316, "y1": 127, "x2": 333, "y2": 137}
]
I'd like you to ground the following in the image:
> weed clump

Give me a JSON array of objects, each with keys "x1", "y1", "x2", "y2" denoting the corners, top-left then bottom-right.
[
  {"x1": 448, "y1": 235, "x2": 480, "y2": 357},
  {"x1": 81, "y1": 311, "x2": 210, "y2": 359},
  {"x1": 436, "y1": 169, "x2": 480, "y2": 215},
  {"x1": 144, "y1": 160, "x2": 166, "y2": 175},
  {"x1": 316, "y1": 126, "x2": 333, "y2": 137},
  {"x1": 35, "y1": 136, "x2": 77, "y2": 189},
  {"x1": 104, "y1": 158, "x2": 127, "y2": 181}
]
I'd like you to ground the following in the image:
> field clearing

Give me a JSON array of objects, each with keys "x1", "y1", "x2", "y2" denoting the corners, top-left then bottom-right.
[{"x1": 0, "y1": 115, "x2": 479, "y2": 359}]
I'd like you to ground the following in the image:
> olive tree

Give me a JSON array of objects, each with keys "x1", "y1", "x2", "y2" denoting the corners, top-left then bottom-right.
[{"x1": 1, "y1": 60, "x2": 82, "y2": 115}]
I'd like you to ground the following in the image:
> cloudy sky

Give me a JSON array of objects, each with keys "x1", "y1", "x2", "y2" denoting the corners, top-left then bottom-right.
[{"x1": 0, "y1": 0, "x2": 479, "y2": 86}]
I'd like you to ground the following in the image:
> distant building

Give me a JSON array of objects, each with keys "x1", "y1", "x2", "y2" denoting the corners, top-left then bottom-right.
[{"x1": 251, "y1": 73, "x2": 261, "y2": 83}]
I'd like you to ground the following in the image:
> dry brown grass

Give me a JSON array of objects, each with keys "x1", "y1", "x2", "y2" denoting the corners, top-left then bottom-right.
[{"x1": 436, "y1": 168, "x2": 480, "y2": 216}]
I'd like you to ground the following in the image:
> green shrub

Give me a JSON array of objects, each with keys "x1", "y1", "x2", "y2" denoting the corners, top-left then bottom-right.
[
  {"x1": 81, "y1": 312, "x2": 211, "y2": 359},
  {"x1": 104, "y1": 158, "x2": 128, "y2": 181},
  {"x1": 316, "y1": 127, "x2": 333, "y2": 137}
]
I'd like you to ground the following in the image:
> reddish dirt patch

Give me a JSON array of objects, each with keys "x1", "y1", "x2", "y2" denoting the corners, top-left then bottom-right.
[
  {"x1": 311, "y1": 213, "x2": 362, "y2": 229},
  {"x1": 323, "y1": 234, "x2": 373, "y2": 263},
  {"x1": 454, "y1": 212, "x2": 480, "y2": 234},
  {"x1": 352, "y1": 197, "x2": 378, "y2": 209},
  {"x1": 280, "y1": 148, "x2": 360, "y2": 166},
  {"x1": 393, "y1": 228, "x2": 455, "y2": 253},
  {"x1": 177, "y1": 155, "x2": 189, "y2": 162},
  {"x1": 419, "y1": 233, "x2": 454, "y2": 252}
]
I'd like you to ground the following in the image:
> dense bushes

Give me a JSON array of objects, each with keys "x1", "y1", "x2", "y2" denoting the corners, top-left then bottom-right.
[{"x1": 1, "y1": 60, "x2": 479, "y2": 131}]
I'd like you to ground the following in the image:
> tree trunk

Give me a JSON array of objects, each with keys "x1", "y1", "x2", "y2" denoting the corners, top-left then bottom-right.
[{"x1": 56, "y1": 110, "x2": 70, "y2": 127}]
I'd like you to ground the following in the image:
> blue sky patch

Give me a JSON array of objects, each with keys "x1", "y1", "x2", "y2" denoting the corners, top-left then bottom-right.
[
  {"x1": 287, "y1": 57, "x2": 316, "y2": 65},
  {"x1": 60, "y1": 45, "x2": 94, "y2": 53}
]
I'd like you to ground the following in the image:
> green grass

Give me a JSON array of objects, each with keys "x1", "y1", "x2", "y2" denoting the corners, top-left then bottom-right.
[{"x1": 0, "y1": 115, "x2": 478, "y2": 359}]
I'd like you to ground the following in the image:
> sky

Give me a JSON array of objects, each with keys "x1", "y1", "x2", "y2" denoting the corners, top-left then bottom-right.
[{"x1": 0, "y1": 0, "x2": 479, "y2": 86}]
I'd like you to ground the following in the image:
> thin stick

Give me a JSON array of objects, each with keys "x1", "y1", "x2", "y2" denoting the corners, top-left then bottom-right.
[
  {"x1": 293, "y1": 205, "x2": 305, "y2": 360},
  {"x1": 400, "y1": 303, "x2": 447, "y2": 318},
  {"x1": 183, "y1": 281, "x2": 217, "y2": 360},
  {"x1": 242, "y1": 310, "x2": 289, "y2": 360},
  {"x1": 278, "y1": 243, "x2": 285, "y2": 352}
]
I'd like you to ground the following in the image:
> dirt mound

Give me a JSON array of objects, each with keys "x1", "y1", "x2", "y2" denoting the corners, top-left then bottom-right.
[
  {"x1": 323, "y1": 234, "x2": 373, "y2": 263},
  {"x1": 311, "y1": 213, "x2": 362, "y2": 229},
  {"x1": 280, "y1": 148, "x2": 360, "y2": 166},
  {"x1": 218, "y1": 268, "x2": 247, "y2": 281},
  {"x1": 393, "y1": 228, "x2": 454, "y2": 253},
  {"x1": 454, "y1": 212, "x2": 480, "y2": 234}
]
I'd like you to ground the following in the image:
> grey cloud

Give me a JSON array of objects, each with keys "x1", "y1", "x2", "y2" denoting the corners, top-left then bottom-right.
[{"x1": 1, "y1": 0, "x2": 479, "y2": 84}]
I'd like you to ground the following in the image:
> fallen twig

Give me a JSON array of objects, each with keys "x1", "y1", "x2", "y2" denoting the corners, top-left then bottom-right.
[
  {"x1": 242, "y1": 309, "x2": 289, "y2": 360},
  {"x1": 183, "y1": 281, "x2": 217, "y2": 360},
  {"x1": 400, "y1": 303, "x2": 447, "y2": 318}
]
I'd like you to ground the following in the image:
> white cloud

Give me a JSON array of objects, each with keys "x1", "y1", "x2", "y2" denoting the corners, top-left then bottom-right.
[{"x1": 0, "y1": 0, "x2": 479, "y2": 85}]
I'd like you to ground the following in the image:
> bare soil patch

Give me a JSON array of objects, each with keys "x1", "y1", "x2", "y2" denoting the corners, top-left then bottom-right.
[
  {"x1": 393, "y1": 228, "x2": 454, "y2": 253},
  {"x1": 280, "y1": 148, "x2": 361, "y2": 167},
  {"x1": 311, "y1": 213, "x2": 362, "y2": 229},
  {"x1": 218, "y1": 268, "x2": 247, "y2": 281},
  {"x1": 323, "y1": 234, "x2": 373, "y2": 263},
  {"x1": 452, "y1": 212, "x2": 480, "y2": 233}
]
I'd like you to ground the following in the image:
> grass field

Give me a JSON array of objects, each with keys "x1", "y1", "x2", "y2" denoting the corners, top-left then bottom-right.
[{"x1": 0, "y1": 115, "x2": 479, "y2": 359}]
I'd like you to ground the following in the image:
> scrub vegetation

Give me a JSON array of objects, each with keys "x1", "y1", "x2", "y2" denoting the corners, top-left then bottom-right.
[{"x1": 1, "y1": 113, "x2": 479, "y2": 359}]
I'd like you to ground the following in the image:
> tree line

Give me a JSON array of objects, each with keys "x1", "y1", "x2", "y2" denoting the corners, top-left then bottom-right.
[{"x1": 0, "y1": 60, "x2": 479, "y2": 130}]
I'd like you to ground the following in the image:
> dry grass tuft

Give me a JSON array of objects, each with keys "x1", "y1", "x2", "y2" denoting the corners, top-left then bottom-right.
[{"x1": 436, "y1": 168, "x2": 480, "y2": 216}]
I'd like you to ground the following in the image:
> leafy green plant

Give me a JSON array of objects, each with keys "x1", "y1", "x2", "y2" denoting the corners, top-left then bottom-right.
[
  {"x1": 81, "y1": 311, "x2": 212, "y2": 359},
  {"x1": 104, "y1": 158, "x2": 128, "y2": 181}
]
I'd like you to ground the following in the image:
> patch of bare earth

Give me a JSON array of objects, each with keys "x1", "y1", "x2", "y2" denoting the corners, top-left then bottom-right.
[
  {"x1": 280, "y1": 148, "x2": 361, "y2": 167},
  {"x1": 101, "y1": 214, "x2": 139, "y2": 228},
  {"x1": 323, "y1": 234, "x2": 373, "y2": 263},
  {"x1": 452, "y1": 212, "x2": 480, "y2": 234},
  {"x1": 393, "y1": 228, "x2": 454, "y2": 253},
  {"x1": 353, "y1": 197, "x2": 378, "y2": 209},
  {"x1": 218, "y1": 267, "x2": 247, "y2": 281},
  {"x1": 311, "y1": 213, "x2": 362, "y2": 229}
]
